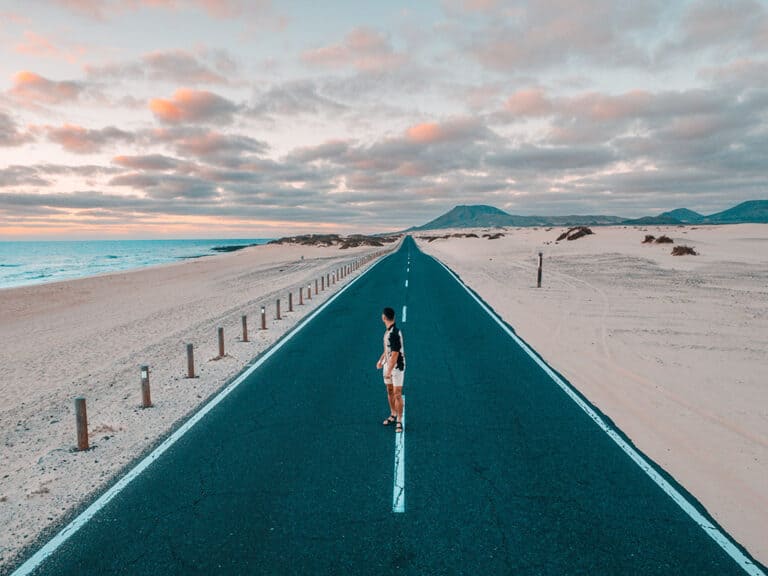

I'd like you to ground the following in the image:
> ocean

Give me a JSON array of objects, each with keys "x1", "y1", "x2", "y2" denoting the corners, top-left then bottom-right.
[{"x1": 0, "y1": 239, "x2": 272, "y2": 290}]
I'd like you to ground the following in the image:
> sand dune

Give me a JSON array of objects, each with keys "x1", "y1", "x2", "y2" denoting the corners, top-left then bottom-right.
[
  {"x1": 418, "y1": 223, "x2": 768, "y2": 564},
  {"x1": 0, "y1": 242, "x2": 387, "y2": 571}
]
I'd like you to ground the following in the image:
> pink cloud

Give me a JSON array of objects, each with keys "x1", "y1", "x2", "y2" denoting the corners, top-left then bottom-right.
[
  {"x1": 149, "y1": 88, "x2": 237, "y2": 124},
  {"x1": 45, "y1": 123, "x2": 134, "y2": 154},
  {"x1": 679, "y1": 0, "x2": 767, "y2": 51},
  {"x1": 564, "y1": 90, "x2": 654, "y2": 121},
  {"x1": 113, "y1": 154, "x2": 182, "y2": 170},
  {"x1": 301, "y1": 27, "x2": 406, "y2": 72},
  {"x1": 9, "y1": 71, "x2": 82, "y2": 105},
  {"x1": 14, "y1": 31, "x2": 87, "y2": 63},
  {"x1": 52, "y1": 0, "x2": 268, "y2": 20},
  {"x1": 405, "y1": 118, "x2": 488, "y2": 144},
  {"x1": 504, "y1": 88, "x2": 553, "y2": 117}
]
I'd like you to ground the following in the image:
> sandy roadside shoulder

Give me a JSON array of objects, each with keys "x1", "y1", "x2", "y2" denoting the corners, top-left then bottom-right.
[
  {"x1": 417, "y1": 224, "x2": 768, "y2": 564},
  {"x1": 0, "y1": 240, "x2": 395, "y2": 572}
]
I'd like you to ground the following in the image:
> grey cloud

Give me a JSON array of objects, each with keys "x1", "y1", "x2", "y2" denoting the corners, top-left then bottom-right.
[
  {"x1": 0, "y1": 166, "x2": 51, "y2": 187},
  {"x1": 87, "y1": 49, "x2": 238, "y2": 85},
  {"x1": 0, "y1": 111, "x2": 34, "y2": 147},
  {"x1": 487, "y1": 144, "x2": 616, "y2": 171},
  {"x1": 250, "y1": 80, "x2": 347, "y2": 118},
  {"x1": 467, "y1": 0, "x2": 664, "y2": 71}
]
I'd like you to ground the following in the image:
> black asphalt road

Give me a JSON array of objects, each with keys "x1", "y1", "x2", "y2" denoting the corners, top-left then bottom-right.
[{"x1": 13, "y1": 236, "x2": 764, "y2": 575}]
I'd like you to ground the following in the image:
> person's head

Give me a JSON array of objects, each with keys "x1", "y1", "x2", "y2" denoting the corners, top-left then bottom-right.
[{"x1": 382, "y1": 306, "x2": 395, "y2": 326}]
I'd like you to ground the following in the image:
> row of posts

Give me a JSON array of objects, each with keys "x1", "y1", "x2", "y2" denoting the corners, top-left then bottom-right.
[{"x1": 72, "y1": 251, "x2": 383, "y2": 451}]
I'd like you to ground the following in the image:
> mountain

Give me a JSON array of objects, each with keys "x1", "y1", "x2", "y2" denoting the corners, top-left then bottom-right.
[
  {"x1": 413, "y1": 205, "x2": 516, "y2": 230},
  {"x1": 658, "y1": 208, "x2": 705, "y2": 224},
  {"x1": 705, "y1": 200, "x2": 768, "y2": 223},
  {"x1": 409, "y1": 205, "x2": 623, "y2": 231},
  {"x1": 621, "y1": 215, "x2": 684, "y2": 225},
  {"x1": 408, "y1": 200, "x2": 768, "y2": 232}
]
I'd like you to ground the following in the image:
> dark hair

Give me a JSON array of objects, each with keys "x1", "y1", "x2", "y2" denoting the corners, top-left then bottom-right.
[{"x1": 383, "y1": 307, "x2": 395, "y2": 321}]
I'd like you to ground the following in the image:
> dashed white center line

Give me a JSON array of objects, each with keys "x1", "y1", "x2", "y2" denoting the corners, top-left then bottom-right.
[
  {"x1": 402, "y1": 305, "x2": 407, "y2": 323},
  {"x1": 405, "y1": 279, "x2": 408, "y2": 288},
  {"x1": 392, "y1": 396, "x2": 406, "y2": 513}
]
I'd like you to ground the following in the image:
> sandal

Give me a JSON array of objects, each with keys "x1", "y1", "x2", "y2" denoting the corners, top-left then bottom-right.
[
  {"x1": 383, "y1": 415, "x2": 397, "y2": 426},
  {"x1": 395, "y1": 421, "x2": 403, "y2": 433}
]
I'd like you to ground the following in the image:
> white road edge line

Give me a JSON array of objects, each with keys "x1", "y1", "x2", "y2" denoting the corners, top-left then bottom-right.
[
  {"x1": 392, "y1": 395, "x2": 406, "y2": 513},
  {"x1": 402, "y1": 305, "x2": 407, "y2": 323},
  {"x1": 10, "y1": 249, "x2": 396, "y2": 576},
  {"x1": 431, "y1": 255, "x2": 764, "y2": 576}
]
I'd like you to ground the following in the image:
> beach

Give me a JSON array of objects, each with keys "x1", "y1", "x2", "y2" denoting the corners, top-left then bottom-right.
[
  {"x1": 0, "y1": 241, "x2": 390, "y2": 571},
  {"x1": 417, "y1": 224, "x2": 768, "y2": 563}
]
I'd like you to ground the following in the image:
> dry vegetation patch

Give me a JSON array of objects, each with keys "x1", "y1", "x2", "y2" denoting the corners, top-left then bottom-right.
[
  {"x1": 672, "y1": 245, "x2": 698, "y2": 256},
  {"x1": 556, "y1": 227, "x2": 594, "y2": 241}
]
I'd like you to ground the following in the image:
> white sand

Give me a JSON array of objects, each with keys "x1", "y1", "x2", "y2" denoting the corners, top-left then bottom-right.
[
  {"x1": 0, "y1": 241, "x2": 393, "y2": 571},
  {"x1": 417, "y1": 224, "x2": 768, "y2": 564}
]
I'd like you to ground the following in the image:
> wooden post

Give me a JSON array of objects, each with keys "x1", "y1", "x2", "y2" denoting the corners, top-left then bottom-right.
[
  {"x1": 308, "y1": 284, "x2": 312, "y2": 300},
  {"x1": 242, "y1": 315, "x2": 249, "y2": 342},
  {"x1": 186, "y1": 343, "x2": 195, "y2": 378},
  {"x1": 299, "y1": 287, "x2": 304, "y2": 305},
  {"x1": 321, "y1": 275, "x2": 325, "y2": 291},
  {"x1": 315, "y1": 279, "x2": 318, "y2": 295},
  {"x1": 140, "y1": 365, "x2": 152, "y2": 408},
  {"x1": 276, "y1": 298, "x2": 281, "y2": 320},
  {"x1": 218, "y1": 327, "x2": 225, "y2": 357},
  {"x1": 75, "y1": 397, "x2": 88, "y2": 451},
  {"x1": 289, "y1": 292, "x2": 293, "y2": 312},
  {"x1": 261, "y1": 306, "x2": 267, "y2": 330},
  {"x1": 537, "y1": 252, "x2": 543, "y2": 288}
]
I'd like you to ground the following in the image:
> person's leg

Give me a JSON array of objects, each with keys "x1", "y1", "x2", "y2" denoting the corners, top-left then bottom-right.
[
  {"x1": 383, "y1": 379, "x2": 396, "y2": 424},
  {"x1": 392, "y1": 369, "x2": 404, "y2": 430}
]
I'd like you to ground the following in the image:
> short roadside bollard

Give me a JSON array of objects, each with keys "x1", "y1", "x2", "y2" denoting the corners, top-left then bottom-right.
[
  {"x1": 299, "y1": 288, "x2": 304, "y2": 305},
  {"x1": 261, "y1": 306, "x2": 267, "y2": 330},
  {"x1": 186, "y1": 343, "x2": 195, "y2": 378},
  {"x1": 537, "y1": 252, "x2": 543, "y2": 288},
  {"x1": 321, "y1": 276, "x2": 325, "y2": 291},
  {"x1": 276, "y1": 298, "x2": 281, "y2": 320},
  {"x1": 315, "y1": 279, "x2": 318, "y2": 295},
  {"x1": 308, "y1": 284, "x2": 312, "y2": 300},
  {"x1": 242, "y1": 315, "x2": 249, "y2": 342},
  {"x1": 140, "y1": 365, "x2": 152, "y2": 408},
  {"x1": 218, "y1": 327, "x2": 225, "y2": 357},
  {"x1": 75, "y1": 397, "x2": 88, "y2": 451},
  {"x1": 289, "y1": 292, "x2": 293, "y2": 312}
]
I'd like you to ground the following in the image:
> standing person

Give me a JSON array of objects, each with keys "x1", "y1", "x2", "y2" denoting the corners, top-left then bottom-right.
[{"x1": 376, "y1": 307, "x2": 405, "y2": 432}]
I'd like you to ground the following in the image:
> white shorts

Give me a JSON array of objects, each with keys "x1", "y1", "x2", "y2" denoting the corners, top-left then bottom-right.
[{"x1": 384, "y1": 368, "x2": 405, "y2": 388}]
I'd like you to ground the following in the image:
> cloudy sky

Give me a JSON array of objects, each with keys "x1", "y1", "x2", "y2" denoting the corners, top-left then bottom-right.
[{"x1": 1, "y1": 0, "x2": 767, "y2": 238}]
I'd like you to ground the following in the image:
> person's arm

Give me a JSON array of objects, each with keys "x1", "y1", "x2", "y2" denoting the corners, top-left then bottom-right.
[
  {"x1": 377, "y1": 343, "x2": 386, "y2": 369},
  {"x1": 385, "y1": 351, "x2": 399, "y2": 376}
]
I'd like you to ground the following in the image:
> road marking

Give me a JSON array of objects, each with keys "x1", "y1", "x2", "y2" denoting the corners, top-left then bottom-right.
[
  {"x1": 392, "y1": 395, "x2": 406, "y2": 513},
  {"x1": 402, "y1": 305, "x2": 407, "y2": 323},
  {"x1": 407, "y1": 267, "x2": 410, "y2": 273},
  {"x1": 431, "y1": 255, "x2": 765, "y2": 576},
  {"x1": 405, "y1": 279, "x2": 409, "y2": 288},
  {"x1": 10, "y1": 250, "x2": 396, "y2": 576}
]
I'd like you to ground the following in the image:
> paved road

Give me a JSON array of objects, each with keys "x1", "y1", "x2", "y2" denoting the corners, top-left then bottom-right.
[{"x1": 12, "y1": 237, "x2": 765, "y2": 575}]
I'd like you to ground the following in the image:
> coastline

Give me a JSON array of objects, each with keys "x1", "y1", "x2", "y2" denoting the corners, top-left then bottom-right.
[{"x1": 0, "y1": 239, "x2": 272, "y2": 291}]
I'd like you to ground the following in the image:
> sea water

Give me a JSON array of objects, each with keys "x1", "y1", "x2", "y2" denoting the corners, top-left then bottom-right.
[{"x1": 0, "y1": 239, "x2": 271, "y2": 290}]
